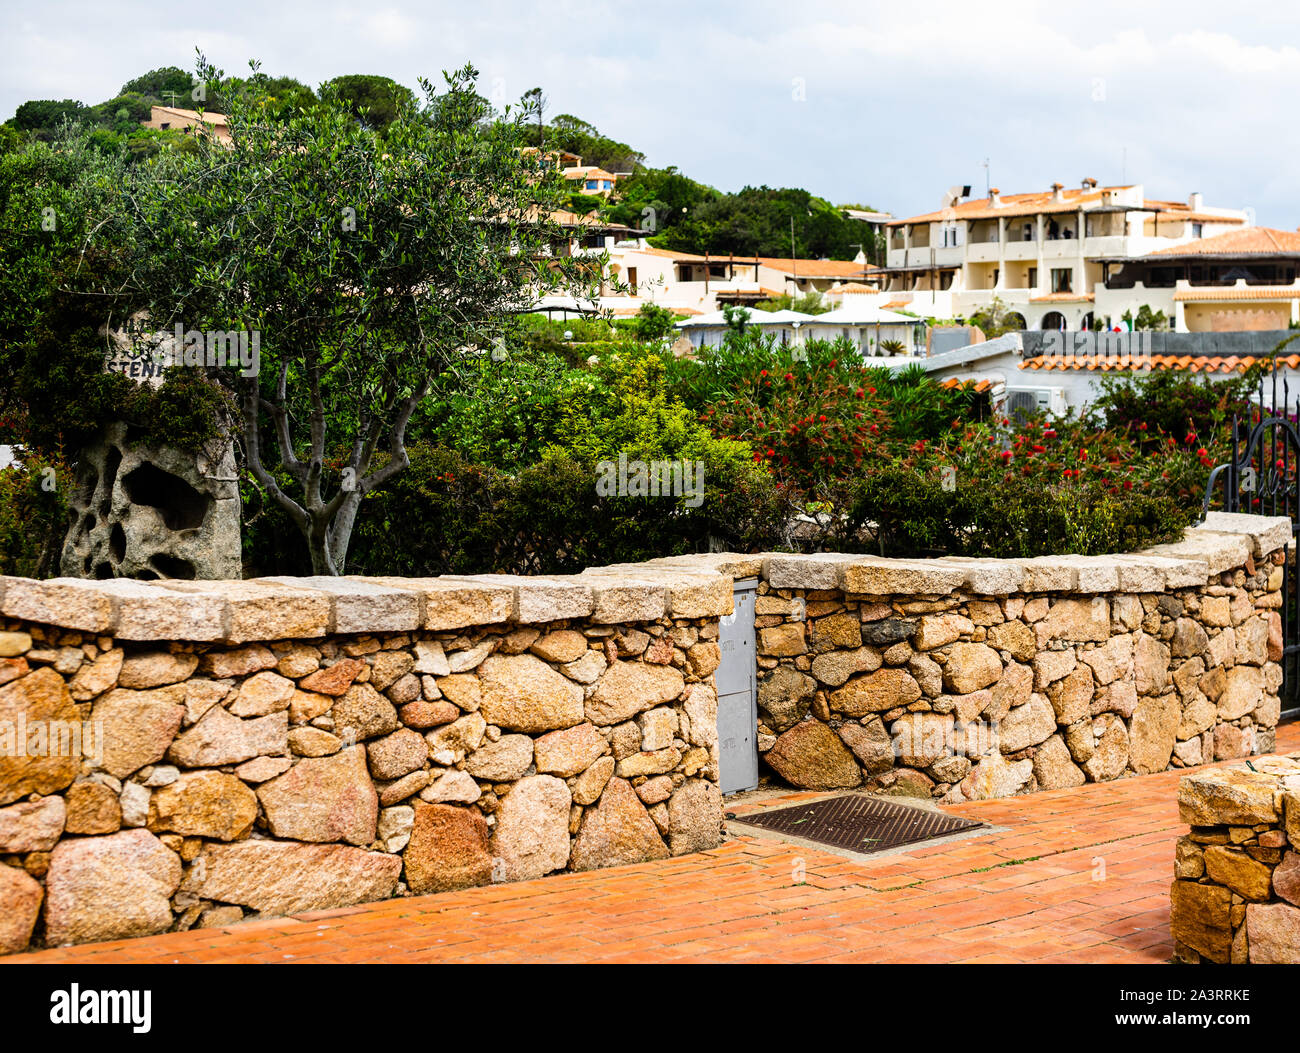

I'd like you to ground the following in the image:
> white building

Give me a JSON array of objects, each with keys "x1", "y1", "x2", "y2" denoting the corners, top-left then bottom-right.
[
  {"x1": 876, "y1": 181, "x2": 1248, "y2": 329},
  {"x1": 803, "y1": 303, "x2": 927, "y2": 357},
  {"x1": 675, "y1": 308, "x2": 817, "y2": 349},
  {"x1": 536, "y1": 239, "x2": 883, "y2": 318}
]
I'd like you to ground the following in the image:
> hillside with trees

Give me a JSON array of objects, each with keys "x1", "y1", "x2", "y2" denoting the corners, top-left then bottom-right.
[{"x1": 4, "y1": 65, "x2": 884, "y2": 261}]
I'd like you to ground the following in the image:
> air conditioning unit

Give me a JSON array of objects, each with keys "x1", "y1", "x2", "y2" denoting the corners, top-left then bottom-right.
[{"x1": 1003, "y1": 386, "x2": 1067, "y2": 420}]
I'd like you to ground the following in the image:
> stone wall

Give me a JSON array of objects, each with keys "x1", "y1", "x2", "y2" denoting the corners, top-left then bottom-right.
[
  {"x1": 1172, "y1": 757, "x2": 1300, "y2": 963},
  {"x1": 0, "y1": 569, "x2": 731, "y2": 954},
  {"x1": 0, "y1": 510, "x2": 1292, "y2": 956},
  {"x1": 734, "y1": 512, "x2": 1291, "y2": 801}
]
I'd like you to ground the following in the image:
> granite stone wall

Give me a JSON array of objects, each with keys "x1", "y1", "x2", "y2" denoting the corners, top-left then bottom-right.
[
  {"x1": 0, "y1": 568, "x2": 732, "y2": 954},
  {"x1": 0, "y1": 511, "x2": 1291, "y2": 956},
  {"x1": 1172, "y1": 757, "x2": 1300, "y2": 963},
  {"x1": 732, "y1": 512, "x2": 1290, "y2": 801}
]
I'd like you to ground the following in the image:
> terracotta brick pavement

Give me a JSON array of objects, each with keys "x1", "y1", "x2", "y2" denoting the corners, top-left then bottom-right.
[{"x1": 8, "y1": 721, "x2": 1298, "y2": 965}]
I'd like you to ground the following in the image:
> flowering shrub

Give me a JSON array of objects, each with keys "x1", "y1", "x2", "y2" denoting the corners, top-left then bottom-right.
[{"x1": 675, "y1": 333, "x2": 977, "y2": 489}]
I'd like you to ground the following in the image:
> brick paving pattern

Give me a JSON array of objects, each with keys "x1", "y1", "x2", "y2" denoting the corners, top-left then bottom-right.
[{"x1": 8, "y1": 721, "x2": 1297, "y2": 965}]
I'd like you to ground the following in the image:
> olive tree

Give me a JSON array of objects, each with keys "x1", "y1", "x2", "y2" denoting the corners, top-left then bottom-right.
[{"x1": 118, "y1": 60, "x2": 596, "y2": 574}]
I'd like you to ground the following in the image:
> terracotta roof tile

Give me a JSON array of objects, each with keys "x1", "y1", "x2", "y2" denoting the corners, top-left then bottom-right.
[
  {"x1": 1147, "y1": 227, "x2": 1300, "y2": 257},
  {"x1": 1020, "y1": 353, "x2": 1300, "y2": 374},
  {"x1": 1029, "y1": 292, "x2": 1095, "y2": 303},
  {"x1": 890, "y1": 186, "x2": 1245, "y2": 227},
  {"x1": 939, "y1": 378, "x2": 994, "y2": 391},
  {"x1": 1173, "y1": 286, "x2": 1300, "y2": 301}
]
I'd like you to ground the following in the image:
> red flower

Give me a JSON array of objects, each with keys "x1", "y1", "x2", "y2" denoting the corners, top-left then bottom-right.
[
  {"x1": 1197, "y1": 448, "x2": 1208, "y2": 458},
  {"x1": 1000, "y1": 450, "x2": 1012, "y2": 462},
  {"x1": 818, "y1": 415, "x2": 827, "y2": 423},
  {"x1": 867, "y1": 386, "x2": 877, "y2": 394},
  {"x1": 855, "y1": 388, "x2": 864, "y2": 398},
  {"x1": 784, "y1": 372, "x2": 794, "y2": 381},
  {"x1": 760, "y1": 370, "x2": 768, "y2": 377},
  {"x1": 1043, "y1": 428, "x2": 1057, "y2": 440}
]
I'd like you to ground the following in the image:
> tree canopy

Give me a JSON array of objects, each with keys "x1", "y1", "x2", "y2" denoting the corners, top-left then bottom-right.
[
  {"x1": 320, "y1": 74, "x2": 418, "y2": 132},
  {"x1": 112, "y1": 58, "x2": 595, "y2": 574}
]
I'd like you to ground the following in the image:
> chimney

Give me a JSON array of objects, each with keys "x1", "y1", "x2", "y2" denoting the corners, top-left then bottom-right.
[
  {"x1": 1051, "y1": 181, "x2": 1064, "y2": 202},
  {"x1": 989, "y1": 186, "x2": 1001, "y2": 207},
  {"x1": 1189, "y1": 192, "x2": 1203, "y2": 212},
  {"x1": 1082, "y1": 177, "x2": 1098, "y2": 190}
]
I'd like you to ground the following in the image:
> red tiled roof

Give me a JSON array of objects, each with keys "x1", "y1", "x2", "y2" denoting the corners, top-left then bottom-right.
[
  {"x1": 1020, "y1": 353, "x2": 1300, "y2": 374},
  {"x1": 938, "y1": 378, "x2": 994, "y2": 391},
  {"x1": 1029, "y1": 292, "x2": 1095, "y2": 303},
  {"x1": 1173, "y1": 286, "x2": 1300, "y2": 301},
  {"x1": 1147, "y1": 227, "x2": 1300, "y2": 257},
  {"x1": 890, "y1": 186, "x2": 1246, "y2": 228}
]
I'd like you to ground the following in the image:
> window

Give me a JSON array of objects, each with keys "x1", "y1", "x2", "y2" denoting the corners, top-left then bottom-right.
[
  {"x1": 1192, "y1": 222, "x2": 1204, "y2": 238},
  {"x1": 627, "y1": 267, "x2": 637, "y2": 290},
  {"x1": 1051, "y1": 268, "x2": 1073, "y2": 294},
  {"x1": 1022, "y1": 223, "x2": 1033, "y2": 242},
  {"x1": 991, "y1": 268, "x2": 999, "y2": 288},
  {"x1": 1028, "y1": 267, "x2": 1038, "y2": 289}
]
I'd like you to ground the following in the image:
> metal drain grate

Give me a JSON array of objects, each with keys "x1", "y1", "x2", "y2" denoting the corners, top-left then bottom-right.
[{"x1": 729, "y1": 794, "x2": 985, "y2": 854}]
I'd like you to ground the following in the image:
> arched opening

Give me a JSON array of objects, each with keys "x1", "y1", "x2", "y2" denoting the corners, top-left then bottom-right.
[
  {"x1": 1040, "y1": 311, "x2": 1066, "y2": 331},
  {"x1": 1004, "y1": 312, "x2": 1027, "y2": 331}
]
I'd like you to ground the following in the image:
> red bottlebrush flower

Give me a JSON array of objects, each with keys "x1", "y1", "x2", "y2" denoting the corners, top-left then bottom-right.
[
  {"x1": 1000, "y1": 450, "x2": 1012, "y2": 461},
  {"x1": 1078, "y1": 448, "x2": 1088, "y2": 461},
  {"x1": 752, "y1": 451, "x2": 763, "y2": 461},
  {"x1": 784, "y1": 372, "x2": 794, "y2": 381},
  {"x1": 829, "y1": 359, "x2": 838, "y2": 367},
  {"x1": 764, "y1": 380, "x2": 771, "y2": 386},
  {"x1": 854, "y1": 412, "x2": 863, "y2": 419},
  {"x1": 1032, "y1": 444, "x2": 1046, "y2": 453},
  {"x1": 870, "y1": 424, "x2": 879, "y2": 433},
  {"x1": 818, "y1": 415, "x2": 827, "y2": 423},
  {"x1": 1197, "y1": 448, "x2": 1208, "y2": 458},
  {"x1": 1137, "y1": 422, "x2": 1147, "y2": 431},
  {"x1": 867, "y1": 386, "x2": 877, "y2": 394},
  {"x1": 855, "y1": 388, "x2": 865, "y2": 398},
  {"x1": 1043, "y1": 428, "x2": 1057, "y2": 439},
  {"x1": 766, "y1": 448, "x2": 775, "y2": 457},
  {"x1": 1185, "y1": 432, "x2": 1196, "y2": 444},
  {"x1": 760, "y1": 369, "x2": 768, "y2": 377}
]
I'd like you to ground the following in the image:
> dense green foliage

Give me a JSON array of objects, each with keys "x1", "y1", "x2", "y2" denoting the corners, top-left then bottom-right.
[
  {"x1": 0, "y1": 63, "x2": 1262, "y2": 578},
  {"x1": 320, "y1": 74, "x2": 417, "y2": 132},
  {"x1": 118, "y1": 58, "x2": 593, "y2": 574},
  {"x1": 546, "y1": 114, "x2": 643, "y2": 172},
  {"x1": 649, "y1": 185, "x2": 879, "y2": 260},
  {"x1": 0, "y1": 450, "x2": 68, "y2": 578},
  {"x1": 0, "y1": 130, "x2": 225, "y2": 457}
]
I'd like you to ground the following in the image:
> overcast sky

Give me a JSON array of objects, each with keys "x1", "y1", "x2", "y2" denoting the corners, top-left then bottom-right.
[{"x1": 4, "y1": 0, "x2": 1299, "y2": 227}]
